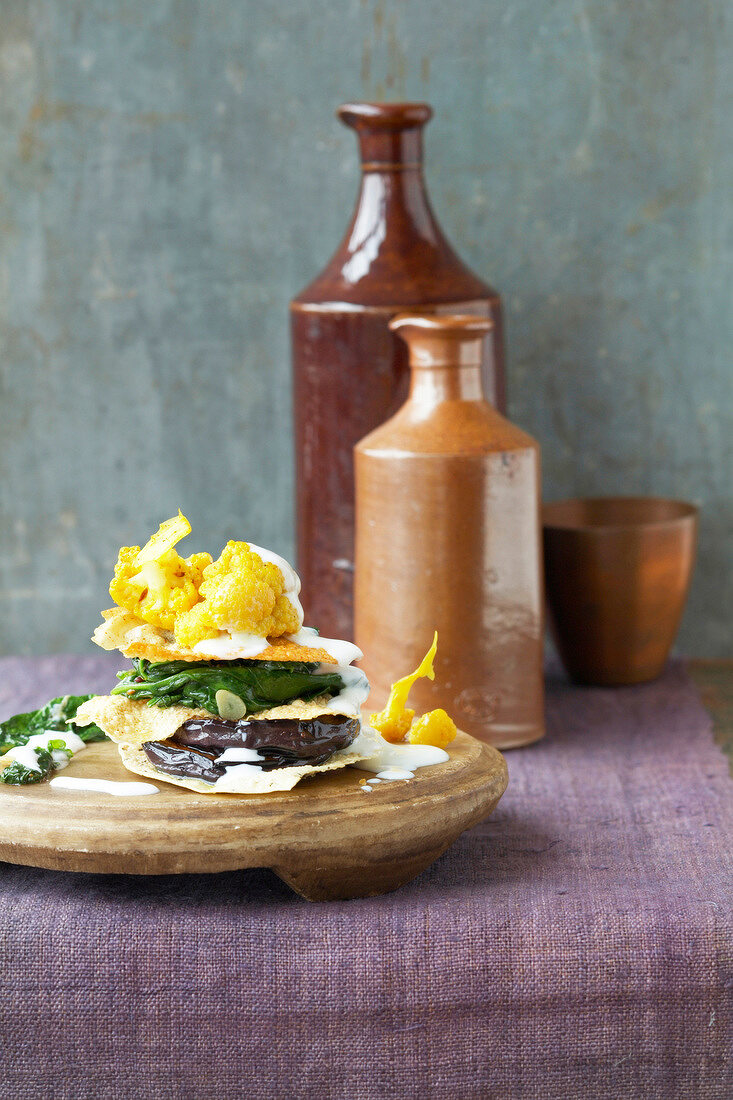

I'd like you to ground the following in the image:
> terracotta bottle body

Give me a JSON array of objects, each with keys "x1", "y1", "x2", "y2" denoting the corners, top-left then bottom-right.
[
  {"x1": 354, "y1": 315, "x2": 544, "y2": 749},
  {"x1": 291, "y1": 103, "x2": 505, "y2": 640}
]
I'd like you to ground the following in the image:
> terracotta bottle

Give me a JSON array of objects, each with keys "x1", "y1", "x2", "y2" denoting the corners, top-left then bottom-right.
[
  {"x1": 354, "y1": 314, "x2": 544, "y2": 750},
  {"x1": 291, "y1": 102, "x2": 505, "y2": 641}
]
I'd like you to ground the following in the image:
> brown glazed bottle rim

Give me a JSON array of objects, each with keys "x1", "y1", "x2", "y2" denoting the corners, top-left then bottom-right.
[
  {"x1": 543, "y1": 496, "x2": 699, "y2": 533},
  {"x1": 337, "y1": 102, "x2": 433, "y2": 131},
  {"x1": 389, "y1": 312, "x2": 494, "y2": 337}
]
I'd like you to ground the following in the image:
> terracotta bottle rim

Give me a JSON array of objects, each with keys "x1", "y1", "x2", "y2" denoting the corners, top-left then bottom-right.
[
  {"x1": 337, "y1": 102, "x2": 433, "y2": 131},
  {"x1": 543, "y1": 496, "x2": 699, "y2": 533}
]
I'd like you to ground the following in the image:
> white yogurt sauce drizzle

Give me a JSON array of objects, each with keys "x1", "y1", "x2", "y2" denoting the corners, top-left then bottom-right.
[
  {"x1": 376, "y1": 768, "x2": 415, "y2": 780},
  {"x1": 2, "y1": 728, "x2": 87, "y2": 773},
  {"x1": 361, "y1": 768, "x2": 418, "y2": 791},
  {"x1": 247, "y1": 543, "x2": 305, "y2": 627},
  {"x1": 5, "y1": 744, "x2": 45, "y2": 773},
  {"x1": 350, "y1": 725, "x2": 450, "y2": 789},
  {"x1": 287, "y1": 627, "x2": 363, "y2": 667},
  {"x1": 193, "y1": 630, "x2": 271, "y2": 659},
  {"x1": 49, "y1": 776, "x2": 159, "y2": 796},
  {"x1": 216, "y1": 747, "x2": 264, "y2": 764},
  {"x1": 214, "y1": 762, "x2": 281, "y2": 792},
  {"x1": 314, "y1": 662, "x2": 370, "y2": 717}
]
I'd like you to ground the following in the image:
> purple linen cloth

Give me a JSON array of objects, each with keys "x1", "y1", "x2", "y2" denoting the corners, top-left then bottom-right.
[{"x1": 0, "y1": 655, "x2": 730, "y2": 1100}]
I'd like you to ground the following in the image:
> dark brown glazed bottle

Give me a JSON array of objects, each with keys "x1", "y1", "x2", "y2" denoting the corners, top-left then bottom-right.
[
  {"x1": 355, "y1": 314, "x2": 544, "y2": 750},
  {"x1": 291, "y1": 102, "x2": 506, "y2": 640}
]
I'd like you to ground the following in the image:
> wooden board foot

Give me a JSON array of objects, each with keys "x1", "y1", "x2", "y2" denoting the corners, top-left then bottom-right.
[{"x1": 274, "y1": 844, "x2": 451, "y2": 902}]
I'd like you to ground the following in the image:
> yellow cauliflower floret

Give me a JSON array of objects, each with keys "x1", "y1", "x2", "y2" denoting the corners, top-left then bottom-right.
[
  {"x1": 370, "y1": 632, "x2": 438, "y2": 744},
  {"x1": 408, "y1": 708, "x2": 457, "y2": 748},
  {"x1": 371, "y1": 706, "x2": 414, "y2": 744},
  {"x1": 174, "y1": 541, "x2": 300, "y2": 647},
  {"x1": 110, "y1": 545, "x2": 211, "y2": 632}
]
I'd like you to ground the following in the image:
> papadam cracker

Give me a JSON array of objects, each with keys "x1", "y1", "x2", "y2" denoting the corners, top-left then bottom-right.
[
  {"x1": 92, "y1": 607, "x2": 337, "y2": 665},
  {"x1": 117, "y1": 742, "x2": 368, "y2": 795},
  {"x1": 75, "y1": 695, "x2": 210, "y2": 746}
]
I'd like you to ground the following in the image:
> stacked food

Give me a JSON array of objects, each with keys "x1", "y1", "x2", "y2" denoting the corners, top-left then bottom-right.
[
  {"x1": 0, "y1": 512, "x2": 458, "y2": 792},
  {"x1": 75, "y1": 512, "x2": 371, "y2": 793}
]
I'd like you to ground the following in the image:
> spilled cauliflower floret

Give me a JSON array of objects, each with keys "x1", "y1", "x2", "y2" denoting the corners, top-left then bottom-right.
[
  {"x1": 370, "y1": 632, "x2": 437, "y2": 743},
  {"x1": 408, "y1": 708, "x2": 457, "y2": 749},
  {"x1": 107, "y1": 513, "x2": 301, "y2": 647},
  {"x1": 369, "y1": 632, "x2": 455, "y2": 749},
  {"x1": 109, "y1": 513, "x2": 211, "y2": 632},
  {"x1": 175, "y1": 541, "x2": 301, "y2": 647}
]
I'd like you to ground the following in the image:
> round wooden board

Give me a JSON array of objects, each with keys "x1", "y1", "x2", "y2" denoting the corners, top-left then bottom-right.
[{"x1": 0, "y1": 732, "x2": 507, "y2": 900}]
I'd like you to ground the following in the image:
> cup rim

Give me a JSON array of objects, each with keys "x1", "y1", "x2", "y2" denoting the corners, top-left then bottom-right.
[{"x1": 542, "y1": 496, "x2": 699, "y2": 533}]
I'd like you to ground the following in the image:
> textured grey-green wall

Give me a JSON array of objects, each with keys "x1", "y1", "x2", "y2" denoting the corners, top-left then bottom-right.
[{"x1": 0, "y1": 0, "x2": 731, "y2": 655}]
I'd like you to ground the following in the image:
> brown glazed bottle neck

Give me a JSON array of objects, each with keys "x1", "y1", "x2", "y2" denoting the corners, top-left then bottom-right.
[
  {"x1": 337, "y1": 102, "x2": 431, "y2": 170},
  {"x1": 337, "y1": 102, "x2": 445, "y2": 259},
  {"x1": 293, "y1": 103, "x2": 497, "y2": 307}
]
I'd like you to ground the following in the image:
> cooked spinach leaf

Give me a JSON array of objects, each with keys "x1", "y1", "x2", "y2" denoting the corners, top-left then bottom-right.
[
  {"x1": 112, "y1": 658, "x2": 344, "y2": 717},
  {"x1": 0, "y1": 746, "x2": 55, "y2": 785},
  {"x1": 0, "y1": 695, "x2": 106, "y2": 756}
]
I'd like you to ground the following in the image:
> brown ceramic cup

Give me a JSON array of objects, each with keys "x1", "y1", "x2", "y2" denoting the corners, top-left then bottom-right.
[{"x1": 542, "y1": 497, "x2": 698, "y2": 685}]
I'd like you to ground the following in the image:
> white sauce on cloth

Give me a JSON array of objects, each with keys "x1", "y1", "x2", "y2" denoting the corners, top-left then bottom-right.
[{"x1": 50, "y1": 777, "x2": 159, "y2": 797}]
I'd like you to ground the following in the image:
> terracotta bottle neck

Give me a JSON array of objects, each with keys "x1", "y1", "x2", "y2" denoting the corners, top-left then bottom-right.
[
  {"x1": 409, "y1": 363, "x2": 485, "y2": 405},
  {"x1": 390, "y1": 314, "x2": 494, "y2": 408}
]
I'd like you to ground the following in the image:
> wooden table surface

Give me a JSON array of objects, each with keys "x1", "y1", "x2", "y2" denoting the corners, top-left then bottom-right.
[
  {"x1": 0, "y1": 653, "x2": 729, "y2": 1100},
  {"x1": 687, "y1": 658, "x2": 733, "y2": 772}
]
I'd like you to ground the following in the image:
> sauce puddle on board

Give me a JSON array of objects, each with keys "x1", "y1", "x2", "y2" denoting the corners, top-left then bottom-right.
[
  {"x1": 49, "y1": 777, "x2": 159, "y2": 797},
  {"x1": 349, "y1": 728, "x2": 450, "y2": 792}
]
